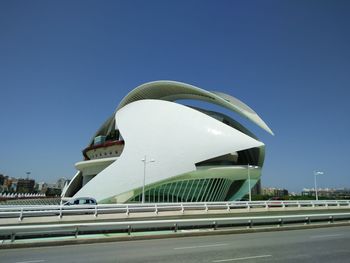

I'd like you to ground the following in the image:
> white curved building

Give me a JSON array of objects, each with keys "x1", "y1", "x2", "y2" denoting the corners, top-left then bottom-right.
[{"x1": 62, "y1": 81, "x2": 273, "y2": 203}]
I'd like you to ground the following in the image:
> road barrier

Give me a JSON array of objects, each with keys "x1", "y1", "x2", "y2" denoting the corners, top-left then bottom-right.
[
  {"x1": 0, "y1": 200, "x2": 349, "y2": 221},
  {"x1": 1, "y1": 212, "x2": 350, "y2": 242}
]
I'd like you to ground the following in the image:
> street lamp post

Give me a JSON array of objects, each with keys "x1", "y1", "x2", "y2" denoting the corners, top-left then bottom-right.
[
  {"x1": 314, "y1": 171, "x2": 324, "y2": 201},
  {"x1": 247, "y1": 164, "x2": 259, "y2": 202},
  {"x1": 141, "y1": 155, "x2": 155, "y2": 204},
  {"x1": 247, "y1": 164, "x2": 251, "y2": 202}
]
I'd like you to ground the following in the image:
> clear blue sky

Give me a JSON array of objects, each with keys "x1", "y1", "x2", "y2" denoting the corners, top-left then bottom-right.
[{"x1": 1, "y1": 0, "x2": 349, "y2": 192}]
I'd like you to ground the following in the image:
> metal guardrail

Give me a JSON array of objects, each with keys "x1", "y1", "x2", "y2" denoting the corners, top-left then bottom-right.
[
  {"x1": 1, "y1": 212, "x2": 350, "y2": 242},
  {"x1": 0, "y1": 200, "x2": 349, "y2": 221}
]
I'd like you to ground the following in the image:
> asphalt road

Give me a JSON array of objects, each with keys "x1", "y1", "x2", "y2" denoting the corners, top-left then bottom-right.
[{"x1": 1, "y1": 226, "x2": 350, "y2": 263}]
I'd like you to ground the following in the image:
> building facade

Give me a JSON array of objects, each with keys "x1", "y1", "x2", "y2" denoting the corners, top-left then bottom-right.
[
  {"x1": 262, "y1": 187, "x2": 289, "y2": 197},
  {"x1": 302, "y1": 188, "x2": 350, "y2": 199},
  {"x1": 62, "y1": 81, "x2": 273, "y2": 203},
  {"x1": 17, "y1": 179, "x2": 35, "y2": 193}
]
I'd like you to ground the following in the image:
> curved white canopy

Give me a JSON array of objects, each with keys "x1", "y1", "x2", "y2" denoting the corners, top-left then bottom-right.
[
  {"x1": 117, "y1": 80, "x2": 274, "y2": 135},
  {"x1": 74, "y1": 100, "x2": 264, "y2": 201}
]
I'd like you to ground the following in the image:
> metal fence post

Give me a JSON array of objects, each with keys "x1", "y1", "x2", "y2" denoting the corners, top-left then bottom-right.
[
  {"x1": 94, "y1": 205, "x2": 98, "y2": 217},
  {"x1": 155, "y1": 204, "x2": 158, "y2": 215},
  {"x1": 59, "y1": 205, "x2": 63, "y2": 219},
  {"x1": 19, "y1": 208, "x2": 23, "y2": 221},
  {"x1": 279, "y1": 218, "x2": 284, "y2": 227},
  {"x1": 127, "y1": 225, "x2": 131, "y2": 235},
  {"x1": 75, "y1": 226, "x2": 79, "y2": 238},
  {"x1": 11, "y1": 232, "x2": 15, "y2": 242},
  {"x1": 306, "y1": 217, "x2": 311, "y2": 224},
  {"x1": 329, "y1": 216, "x2": 334, "y2": 223},
  {"x1": 126, "y1": 205, "x2": 129, "y2": 216},
  {"x1": 248, "y1": 219, "x2": 253, "y2": 228},
  {"x1": 174, "y1": 223, "x2": 178, "y2": 232}
]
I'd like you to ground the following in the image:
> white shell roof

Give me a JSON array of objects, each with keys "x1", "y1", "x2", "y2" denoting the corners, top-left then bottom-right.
[{"x1": 117, "y1": 80, "x2": 274, "y2": 135}]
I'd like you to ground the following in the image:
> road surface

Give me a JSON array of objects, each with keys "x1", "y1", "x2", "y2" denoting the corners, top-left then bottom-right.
[{"x1": 1, "y1": 225, "x2": 349, "y2": 262}]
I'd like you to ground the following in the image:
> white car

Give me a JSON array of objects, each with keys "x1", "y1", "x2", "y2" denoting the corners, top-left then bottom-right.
[{"x1": 64, "y1": 197, "x2": 97, "y2": 206}]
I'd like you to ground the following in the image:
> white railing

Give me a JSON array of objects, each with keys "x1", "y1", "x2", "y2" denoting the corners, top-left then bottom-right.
[
  {"x1": 0, "y1": 200, "x2": 349, "y2": 221},
  {"x1": 1, "y1": 212, "x2": 350, "y2": 242}
]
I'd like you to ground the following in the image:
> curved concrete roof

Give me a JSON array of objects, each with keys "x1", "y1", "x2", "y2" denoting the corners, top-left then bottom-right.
[{"x1": 117, "y1": 80, "x2": 274, "y2": 135}]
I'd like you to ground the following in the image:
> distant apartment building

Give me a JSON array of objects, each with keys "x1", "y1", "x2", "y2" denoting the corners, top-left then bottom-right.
[
  {"x1": 0, "y1": 172, "x2": 71, "y2": 200},
  {"x1": 251, "y1": 179, "x2": 262, "y2": 195},
  {"x1": 2, "y1": 177, "x2": 18, "y2": 192},
  {"x1": 46, "y1": 187, "x2": 62, "y2": 197},
  {"x1": 262, "y1": 187, "x2": 289, "y2": 197},
  {"x1": 55, "y1": 177, "x2": 67, "y2": 189},
  {"x1": 302, "y1": 188, "x2": 350, "y2": 199},
  {"x1": 0, "y1": 174, "x2": 5, "y2": 186},
  {"x1": 17, "y1": 179, "x2": 35, "y2": 193},
  {"x1": 35, "y1": 182, "x2": 48, "y2": 193},
  {"x1": 0, "y1": 174, "x2": 5, "y2": 192}
]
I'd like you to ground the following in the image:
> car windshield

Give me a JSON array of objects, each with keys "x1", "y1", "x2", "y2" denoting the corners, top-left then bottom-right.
[{"x1": 67, "y1": 198, "x2": 95, "y2": 205}]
